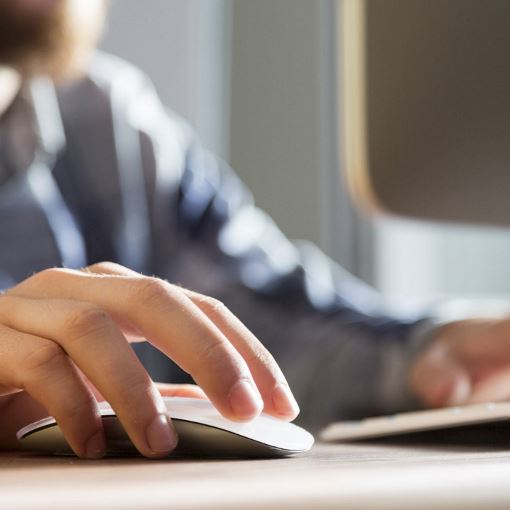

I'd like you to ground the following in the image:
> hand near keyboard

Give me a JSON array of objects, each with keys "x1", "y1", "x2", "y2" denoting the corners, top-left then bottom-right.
[{"x1": 411, "y1": 318, "x2": 510, "y2": 408}]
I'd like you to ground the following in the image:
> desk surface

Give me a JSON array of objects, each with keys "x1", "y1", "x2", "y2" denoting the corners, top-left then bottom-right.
[{"x1": 3, "y1": 442, "x2": 510, "y2": 509}]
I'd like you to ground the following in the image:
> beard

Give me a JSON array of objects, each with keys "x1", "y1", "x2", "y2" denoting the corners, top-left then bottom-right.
[{"x1": 0, "y1": 0, "x2": 105, "y2": 78}]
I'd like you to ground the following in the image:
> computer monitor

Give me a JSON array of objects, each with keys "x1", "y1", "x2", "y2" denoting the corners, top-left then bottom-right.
[{"x1": 340, "y1": 0, "x2": 510, "y2": 226}]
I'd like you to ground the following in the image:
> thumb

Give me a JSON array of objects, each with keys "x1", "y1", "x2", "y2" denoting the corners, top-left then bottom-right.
[
  {"x1": 154, "y1": 383, "x2": 208, "y2": 400},
  {"x1": 411, "y1": 345, "x2": 472, "y2": 407}
]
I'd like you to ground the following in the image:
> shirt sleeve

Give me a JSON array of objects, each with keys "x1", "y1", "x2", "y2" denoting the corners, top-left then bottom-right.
[{"x1": 107, "y1": 60, "x2": 434, "y2": 430}]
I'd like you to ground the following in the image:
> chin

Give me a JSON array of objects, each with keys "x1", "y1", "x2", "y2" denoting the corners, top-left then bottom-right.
[{"x1": 0, "y1": 0, "x2": 106, "y2": 79}]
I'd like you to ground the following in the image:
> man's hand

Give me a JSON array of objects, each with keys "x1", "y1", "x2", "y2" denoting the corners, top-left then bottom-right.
[
  {"x1": 411, "y1": 318, "x2": 510, "y2": 407},
  {"x1": 0, "y1": 262, "x2": 299, "y2": 459}
]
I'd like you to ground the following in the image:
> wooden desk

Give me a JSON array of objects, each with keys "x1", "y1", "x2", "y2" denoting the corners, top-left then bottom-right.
[{"x1": 2, "y1": 442, "x2": 510, "y2": 509}]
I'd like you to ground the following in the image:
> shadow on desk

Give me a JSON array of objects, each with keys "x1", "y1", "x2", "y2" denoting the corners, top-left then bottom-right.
[{"x1": 359, "y1": 420, "x2": 510, "y2": 450}]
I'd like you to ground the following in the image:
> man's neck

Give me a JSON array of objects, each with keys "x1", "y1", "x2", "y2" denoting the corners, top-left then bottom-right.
[{"x1": 0, "y1": 67, "x2": 22, "y2": 117}]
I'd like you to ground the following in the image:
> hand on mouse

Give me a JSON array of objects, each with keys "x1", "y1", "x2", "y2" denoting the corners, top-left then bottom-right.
[
  {"x1": 411, "y1": 318, "x2": 510, "y2": 407},
  {"x1": 0, "y1": 262, "x2": 299, "y2": 459}
]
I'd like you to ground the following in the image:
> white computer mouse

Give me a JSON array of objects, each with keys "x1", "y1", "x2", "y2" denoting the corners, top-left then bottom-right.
[{"x1": 17, "y1": 397, "x2": 314, "y2": 458}]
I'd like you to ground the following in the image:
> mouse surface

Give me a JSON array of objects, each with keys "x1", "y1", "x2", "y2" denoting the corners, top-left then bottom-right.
[{"x1": 17, "y1": 397, "x2": 314, "y2": 458}]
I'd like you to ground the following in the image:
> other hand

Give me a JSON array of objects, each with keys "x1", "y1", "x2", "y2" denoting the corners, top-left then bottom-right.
[{"x1": 411, "y1": 318, "x2": 510, "y2": 407}]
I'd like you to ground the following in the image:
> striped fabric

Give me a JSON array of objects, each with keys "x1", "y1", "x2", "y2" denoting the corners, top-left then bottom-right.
[{"x1": 0, "y1": 53, "x2": 432, "y2": 429}]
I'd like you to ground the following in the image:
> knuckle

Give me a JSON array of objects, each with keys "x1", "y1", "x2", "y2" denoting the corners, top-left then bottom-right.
[
  {"x1": 124, "y1": 377, "x2": 152, "y2": 397},
  {"x1": 246, "y1": 345, "x2": 274, "y2": 366},
  {"x1": 199, "y1": 340, "x2": 230, "y2": 368},
  {"x1": 115, "y1": 377, "x2": 153, "y2": 407},
  {"x1": 33, "y1": 267, "x2": 66, "y2": 284},
  {"x1": 6, "y1": 268, "x2": 67, "y2": 296},
  {"x1": 200, "y1": 296, "x2": 228, "y2": 317},
  {"x1": 22, "y1": 342, "x2": 67, "y2": 374},
  {"x1": 131, "y1": 277, "x2": 174, "y2": 307},
  {"x1": 86, "y1": 261, "x2": 125, "y2": 274},
  {"x1": 60, "y1": 394, "x2": 96, "y2": 422},
  {"x1": 64, "y1": 305, "x2": 113, "y2": 340}
]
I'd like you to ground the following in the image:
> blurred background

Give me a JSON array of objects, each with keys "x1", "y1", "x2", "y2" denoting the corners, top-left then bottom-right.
[{"x1": 101, "y1": 0, "x2": 510, "y2": 316}]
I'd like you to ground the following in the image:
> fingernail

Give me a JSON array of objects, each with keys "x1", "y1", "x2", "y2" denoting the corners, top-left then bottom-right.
[
  {"x1": 272, "y1": 383, "x2": 300, "y2": 418},
  {"x1": 446, "y1": 377, "x2": 471, "y2": 406},
  {"x1": 85, "y1": 430, "x2": 106, "y2": 459},
  {"x1": 145, "y1": 414, "x2": 178, "y2": 454},
  {"x1": 229, "y1": 380, "x2": 263, "y2": 420}
]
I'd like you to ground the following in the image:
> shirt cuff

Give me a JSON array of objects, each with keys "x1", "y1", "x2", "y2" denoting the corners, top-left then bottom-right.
[{"x1": 377, "y1": 318, "x2": 444, "y2": 413}]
